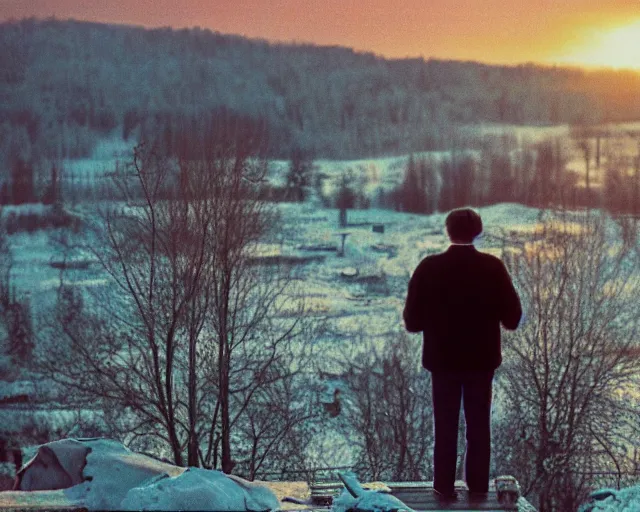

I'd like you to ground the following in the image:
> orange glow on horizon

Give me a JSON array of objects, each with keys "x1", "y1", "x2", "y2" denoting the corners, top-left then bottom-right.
[
  {"x1": 551, "y1": 20, "x2": 640, "y2": 70},
  {"x1": 1, "y1": 1, "x2": 640, "y2": 70}
]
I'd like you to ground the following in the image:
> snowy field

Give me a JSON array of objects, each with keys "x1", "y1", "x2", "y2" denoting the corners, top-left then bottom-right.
[
  {"x1": 1, "y1": 198, "x2": 554, "y2": 470},
  {"x1": 1, "y1": 147, "x2": 633, "y2": 397},
  {"x1": 3, "y1": 201, "x2": 543, "y2": 346},
  {"x1": 3, "y1": 198, "x2": 633, "y2": 458}
]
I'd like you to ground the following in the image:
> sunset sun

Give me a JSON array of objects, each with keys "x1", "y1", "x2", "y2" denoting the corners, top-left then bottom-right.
[{"x1": 555, "y1": 21, "x2": 640, "y2": 69}]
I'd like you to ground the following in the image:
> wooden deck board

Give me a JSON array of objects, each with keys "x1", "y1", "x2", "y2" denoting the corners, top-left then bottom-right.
[{"x1": 392, "y1": 489, "x2": 516, "y2": 511}]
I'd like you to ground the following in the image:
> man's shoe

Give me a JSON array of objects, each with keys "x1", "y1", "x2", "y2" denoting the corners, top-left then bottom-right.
[
  {"x1": 434, "y1": 488, "x2": 457, "y2": 502},
  {"x1": 468, "y1": 491, "x2": 489, "y2": 503}
]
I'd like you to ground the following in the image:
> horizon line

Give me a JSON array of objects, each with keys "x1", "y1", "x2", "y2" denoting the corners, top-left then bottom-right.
[{"x1": 3, "y1": 15, "x2": 640, "y2": 75}]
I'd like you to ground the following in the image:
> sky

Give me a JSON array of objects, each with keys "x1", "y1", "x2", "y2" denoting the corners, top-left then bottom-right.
[{"x1": 1, "y1": 0, "x2": 640, "y2": 68}]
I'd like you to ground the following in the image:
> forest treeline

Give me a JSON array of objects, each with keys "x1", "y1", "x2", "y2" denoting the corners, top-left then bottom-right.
[
  {"x1": 2, "y1": 17, "x2": 640, "y2": 165},
  {"x1": 2, "y1": 132, "x2": 638, "y2": 218}
]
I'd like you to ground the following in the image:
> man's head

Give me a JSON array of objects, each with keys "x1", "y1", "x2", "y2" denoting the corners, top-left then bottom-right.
[{"x1": 445, "y1": 208, "x2": 483, "y2": 244}]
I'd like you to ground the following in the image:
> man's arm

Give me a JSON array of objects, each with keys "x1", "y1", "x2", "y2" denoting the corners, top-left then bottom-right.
[
  {"x1": 497, "y1": 260, "x2": 522, "y2": 330},
  {"x1": 403, "y1": 262, "x2": 427, "y2": 333}
]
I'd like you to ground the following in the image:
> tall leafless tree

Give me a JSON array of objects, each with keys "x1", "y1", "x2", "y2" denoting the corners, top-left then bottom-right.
[
  {"x1": 233, "y1": 356, "x2": 324, "y2": 479},
  {"x1": 492, "y1": 209, "x2": 640, "y2": 511},
  {"x1": 337, "y1": 329, "x2": 434, "y2": 481},
  {"x1": 38, "y1": 126, "x2": 319, "y2": 472}
]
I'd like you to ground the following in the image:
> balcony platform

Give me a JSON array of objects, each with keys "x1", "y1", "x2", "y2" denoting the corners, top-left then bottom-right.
[{"x1": 300, "y1": 475, "x2": 530, "y2": 511}]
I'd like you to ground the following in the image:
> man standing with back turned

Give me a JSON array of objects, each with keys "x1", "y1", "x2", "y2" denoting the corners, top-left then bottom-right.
[{"x1": 403, "y1": 208, "x2": 522, "y2": 501}]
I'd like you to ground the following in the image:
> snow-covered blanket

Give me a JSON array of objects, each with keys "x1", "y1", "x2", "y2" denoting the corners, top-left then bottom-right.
[{"x1": 12, "y1": 438, "x2": 280, "y2": 511}]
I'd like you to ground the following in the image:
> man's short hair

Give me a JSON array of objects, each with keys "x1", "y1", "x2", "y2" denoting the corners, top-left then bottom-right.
[{"x1": 445, "y1": 208, "x2": 483, "y2": 243}]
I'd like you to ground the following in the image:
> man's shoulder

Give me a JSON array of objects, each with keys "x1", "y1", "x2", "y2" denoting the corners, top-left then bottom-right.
[
  {"x1": 417, "y1": 252, "x2": 445, "y2": 268},
  {"x1": 476, "y1": 250, "x2": 504, "y2": 263},
  {"x1": 443, "y1": 247, "x2": 505, "y2": 269},
  {"x1": 468, "y1": 251, "x2": 507, "y2": 274},
  {"x1": 479, "y1": 251, "x2": 508, "y2": 269},
  {"x1": 410, "y1": 254, "x2": 440, "y2": 280},
  {"x1": 417, "y1": 248, "x2": 505, "y2": 269},
  {"x1": 420, "y1": 252, "x2": 444, "y2": 263}
]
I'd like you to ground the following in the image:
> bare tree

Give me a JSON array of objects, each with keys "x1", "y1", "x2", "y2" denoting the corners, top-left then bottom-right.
[
  {"x1": 0, "y1": 204, "x2": 10, "y2": 322},
  {"x1": 485, "y1": 150, "x2": 515, "y2": 205},
  {"x1": 336, "y1": 170, "x2": 356, "y2": 227},
  {"x1": 0, "y1": 204, "x2": 11, "y2": 365},
  {"x1": 285, "y1": 148, "x2": 313, "y2": 202},
  {"x1": 338, "y1": 329, "x2": 434, "y2": 481},
  {"x1": 38, "y1": 127, "x2": 319, "y2": 472},
  {"x1": 191, "y1": 131, "x2": 320, "y2": 473},
  {"x1": 233, "y1": 357, "x2": 324, "y2": 479},
  {"x1": 492, "y1": 209, "x2": 640, "y2": 511},
  {"x1": 0, "y1": 206, "x2": 34, "y2": 365},
  {"x1": 571, "y1": 125, "x2": 601, "y2": 209}
]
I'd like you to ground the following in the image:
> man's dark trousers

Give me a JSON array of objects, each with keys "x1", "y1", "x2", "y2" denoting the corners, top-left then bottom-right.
[{"x1": 431, "y1": 370, "x2": 494, "y2": 495}]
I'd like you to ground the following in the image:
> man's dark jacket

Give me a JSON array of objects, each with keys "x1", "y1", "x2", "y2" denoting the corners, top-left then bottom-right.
[{"x1": 403, "y1": 245, "x2": 522, "y2": 372}]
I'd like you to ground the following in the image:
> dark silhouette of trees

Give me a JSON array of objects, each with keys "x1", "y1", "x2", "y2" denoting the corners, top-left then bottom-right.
[
  {"x1": 41, "y1": 162, "x2": 61, "y2": 206},
  {"x1": 285, "y1": 149, "x2": 313, "y2": 202},
  {"x1": 604, "y1": 158, "x2": 634, "y2": 214},
  {"x1": 336, "y1": 171, "x2": 356, "y2": 227},
  {"x1": 486, "y1": 151, "x2": 515, "y2": 205},
  {"x1": 419, "y1": 158, "x2": 439, "y2": 214},
  {"x1": 531, "y1": 141, "x2": 555, "y2": 207},
  {"x1": 9, "y1": 155, "x2": 35, "y2": 205},
  {"x1": 513, "y1": 147, "x2": 536, "y2": 205},
  {"x1": 438, "y1": 158, "x2": 455, "y2": 212},
  {"x1": 3, "y1": 291, "x2": 34, "y2": 363},
  {"x1": 123, "y1": 109, "x2": 140, "y2": 141},
  {"x1": 400, "y1": 155, "x2": 426, "y2": 213},
  {"x1": 573, "y1": 126, "x2": 595, "y2": 207},
  {"x1": 398, "y1": 155, "x2": 438, "y2": 214},
  {"x1": 0, "y1": 212, "x2": 33, "y2": 364},
  {"x1": 439, "y1": 154, "x2": 476, "y2": 211}
]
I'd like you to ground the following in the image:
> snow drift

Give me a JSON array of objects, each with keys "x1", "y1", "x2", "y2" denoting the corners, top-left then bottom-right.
[
  {"x1": 580, "y1": 485, "x2": 640, "y2": 512},
  {"x1": 14, "y1": 438, "x2": 280, "y2": 511}
]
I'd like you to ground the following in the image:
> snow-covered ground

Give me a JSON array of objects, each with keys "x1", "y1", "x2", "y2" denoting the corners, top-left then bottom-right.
[
  {"x1": 2, "y1": 437, "x2": 548, "y2": 511},
  {"x1": 2, "y1": 199, "x2": 629, "y2": 387},
  {"x1": 580, "y1": 485, "x2": 640, "y2": 512},
  {"x1": 4, "y1": 200, "x2": 544, "y2": 332},
  {"x1": 2, "y1": 438, "x2": 281, "y2": 511},
  {"x1": 9, "y1": 198, "x2": 630, "y2": 476},
  {"x1": 1, "y1": 199, "x2": 555, "y2": 477}
]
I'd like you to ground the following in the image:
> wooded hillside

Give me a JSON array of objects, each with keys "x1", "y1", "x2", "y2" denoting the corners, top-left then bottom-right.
[{"x1": 1, "y1": 18, "x2": 640, "y2": 162}]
